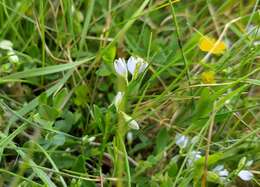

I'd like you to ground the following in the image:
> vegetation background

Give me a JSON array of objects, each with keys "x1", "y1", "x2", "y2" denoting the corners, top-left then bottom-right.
[{"x1": 0, "y1": 0, "x2": 259, "y2": 186}]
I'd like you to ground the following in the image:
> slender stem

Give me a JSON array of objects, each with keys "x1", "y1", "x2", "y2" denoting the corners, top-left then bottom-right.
[{"x1": 202, "y1": 102, "x2": 216, "y2": 187}]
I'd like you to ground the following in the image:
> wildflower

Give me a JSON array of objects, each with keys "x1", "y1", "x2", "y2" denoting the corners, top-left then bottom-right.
[
  {"x1": 253, "y1": 41, "x2": 260, "y2": 46},
  {"x1": 213, "y1": 165, "x2": 229, "y2": 180},
  {"x1": 114, "y1": 58, "x2": 128, "y2": 80},
  {"x1": 175, "y1": 133, "x2": 189, "y2": 149},
  {"x1": 199, "y1": 36, "x2": 226, "y2": 55},
  {"x1": 7, "y1": 50, "x2": 19, "y2": 63},
  {"x1": 201, "y1": 71, "x2": 216, "y2": 84},
  {"x1": 127, "y1": 132, "x2": 133, "y2": 144},
  {"x1": 247, "y1": 25, "x2": 260, "y2": 37},
  {"x1": 238, "y1": 170, "x2": 253, "y2": 181},
  {"x1": 0, "y1": 40, "x2": 19, "y2": 63},
  {"x1": 245, "y1": 160, "x2": 253, "y2": 167},
  {"x1": 0, "y1": 40, "x2": 13, "y2": 51},
  {"x1": 127, "y1": 56, "x2": 148, "y2": 77},
  {"x1": 187, "y1": 151, "x2": 202, "y2": 166},
  {"x1": 113, "y1": 91, "x2": 124, "y2": 111},
  {"x1": 121, "y1": 111, "x2": 139, "y2": 130}
]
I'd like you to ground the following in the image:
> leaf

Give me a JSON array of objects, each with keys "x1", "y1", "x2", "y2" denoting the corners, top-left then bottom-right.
[
  {"x1": 53, "y1": 88, "x2": 68, "y2": 109},
  {"x1": 38, "y1": 93, "x2": 48, "y2": 105},
  {"x1": 52, "y1": 134, "x2": 65, "y2": 146},
  {"x1": 54, "y1": 120, "x2": 71, "y2": 133},
  {"x1": 102, "y1": 45, "x2": 116, "y2": 64},
  {"x1": 72, "y1": 155, "x2": 86, "y2": 173},
  {"x1": 193, "y1": 87, "x2": 213, "y2": 119},
  {"x1": 96, "y1": 63, "x2": 112, "y2": 77},
  {"x1": 38, "y1": 104, "x2": 59, "y2": 121},
  {"x1": 155, "y1": 128, "x2": 169, "y2": 154},
  {"x1": 74, "y1": 85, "x2": 89, "y2": 106},
  {"x1": 167, "y1": 162, "x2": 178, "y2": 178}
]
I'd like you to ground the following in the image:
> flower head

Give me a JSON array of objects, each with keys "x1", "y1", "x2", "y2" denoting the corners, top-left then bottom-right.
[
  {"x1": 113, "y1": 91, "x2": 124, "y2": 111},
  {"x1": 121, "y1": 111, "x2": 139, "y2": 130},
  {"x1": 7, "y1": 50, "x2": 19, "y2": 63},
  {"x1": 114, "y1": 58, "x2": 128, "y2": 79},
  {"x1": 0, "y1": 40, "x2": 13, "y2": 51},
  {"x1": 238, "y1": 170, "x2": 253, "y2": 181},
  {"x1": 187, "y1": 151, "x2": 202, "y2": 166},
  {"x1": 199, "y1": 36, "x2": 226, "y2": 55},
  {"x1": 127, "y1": 56, "x2": 148, "y2": 76},
  {"x1": 175, "y1": 133, "x2": 189, "y2": 149},
  {"x1": 201, "y1": 71, "x2": 216, "y2": 84},
  {"x1": 127, "y1": 132, "x2": 133, "y2": 144},
  {"x1": 213, "y1": 165, "x2": 229, "y2": 177}
]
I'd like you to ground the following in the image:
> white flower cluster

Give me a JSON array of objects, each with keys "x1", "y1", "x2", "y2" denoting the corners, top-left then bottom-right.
[
  {"x1": 112, "y1": 56, "x2": 148, "y2": 130},
  {"x1": 174, "y1": 135, "x2": 255, "y2": 184},
  {"x1": 0, "y1": 40, "x2": 19, "y2": 63},
  {"x1": 114, "y1": 56, "x2": 148, "y2": 82},
  {"x1": 174, "y1": 133, "x2": 202, "y2": 166}
]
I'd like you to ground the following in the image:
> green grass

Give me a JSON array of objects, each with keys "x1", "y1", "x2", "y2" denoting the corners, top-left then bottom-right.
[{"x1": 0, "y1": 0, "x2": 259, "y2": 186}]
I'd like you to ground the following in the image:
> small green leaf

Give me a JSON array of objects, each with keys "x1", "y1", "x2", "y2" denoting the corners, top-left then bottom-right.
[
  {"x1": 38, "y1": 104, "x2": 59, "y2": 121},
  {"x1": 54, "y1": 120, "x2": 71, "y2": 133},
  {"x1": 155, "y1": 128, "x2": 169, "y2": 154},
  {"x1": 53, "y1": 88, "x2": 68, "y2": 109},
  {"x1": 74, "y1": 85, "x2": 89, "y2": 106},
  {"x1": 52, "y1": 134, "x2": 65, "y2": 146},
  {"x1": 96, "y1": 64, "x2": 112, "y2": 77},
  {"x1": 168, "y1": 162, "x2": 178, "y2": 178},
  {"x1": 102, "y1": 45, "x2": 116, "y2": 64},
  {"x1": 38, "y1": 93, "x2": 48, "y2": 105},
  {"x1": 72, "y1": 155, "x2": 86, "y2": 173}
]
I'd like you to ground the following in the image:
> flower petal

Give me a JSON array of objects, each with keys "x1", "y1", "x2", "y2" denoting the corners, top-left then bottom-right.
[
  {"x1": 114, "y1": 91, "x2": 124, "y2": 111},
  {"x1": 0, "y1": 40, "x2": 13, "y2": 50},
  {"x1": 238, "y1": 170, "x2": 253, "y2": 181},
  {"x1": 114, "y1": 58, "x2": 127, "y2": 77},
  {"x1": 199, "y1": 36, "x2": 226, "y2": 55},
  {"x1": 219, "y1": 169, "x2": 229, "y2": 177},
  {"x1": 7, "y1": 50, "x2": 19, "y2": 63},
  {"x1": 175, "y1": 133, "x2": 189, "y2": 149},
  {"x1": 121, "y1": 112, "x2": 140, "y2": 130},
  {"x1": 127, "y1": 56, "x2": 137, "y2": 75},
  {"x1": 139, "y1": 60, "x2": 148, "y2": 73}
]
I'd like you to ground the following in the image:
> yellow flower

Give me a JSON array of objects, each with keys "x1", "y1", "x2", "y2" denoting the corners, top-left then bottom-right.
[
  {"x1": 201, "y1": 71, "x2": 216, "y2": 84},
  {"x1": 199, "y1": 36, "x2": 226, "y2": 54}
]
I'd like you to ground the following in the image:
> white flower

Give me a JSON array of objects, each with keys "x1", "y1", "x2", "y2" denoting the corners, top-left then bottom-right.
[
  {"x1": 247, "y1": 25, "x2": 260, "y2": 37},
  {"x1": 114, "y1": 58, "x2": 128, "y2": 79},
  {"x1": 127, "y1": 56, "x2": 148, "y2": 76},
  {"x1": 187, "y1": 151, "x2": 201, "y2": 166},
  {"x1": 88, "y1": 136, "x2": 96, "y2": 142},
  {"x1": 175, "y1": 133, "x2": 189, "y2": 149},
  {"x1": 0, "y1": 40, "x2": 13, "y2": 50},
  {"x1": 127, "y1": 132, "x2": 133, "y2": 144},
  {"x1": 7, "y1": 50, "x2": 19, "y2": 63},
  {"x1": 213, "y1": 165, "x2": 229, "y2": 178},
  {"x1": 253, "y1": 41, "x2": 260, "y2": 46},
  {"x1": 113, "y1": 91, "x2": 124, "y2": 111},
  {"x1": 219, "y1": 169, "x2": 229, "y2": 177},
  {"x1": 121, "y1": 112, "x2": 139, "y2": 130},
  {"x1": 245, "y1": 160, "x2": 253, "y2": 167},
  {"x1": 238, "y1": 170, "x2": 253, "y2": 181}
]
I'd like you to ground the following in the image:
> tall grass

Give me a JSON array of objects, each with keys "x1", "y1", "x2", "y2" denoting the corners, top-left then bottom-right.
[{"x1": 0, "y1": 0, "x2": 259, "y2": 186}]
